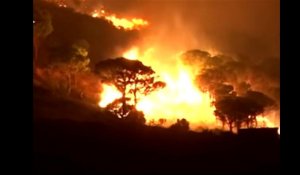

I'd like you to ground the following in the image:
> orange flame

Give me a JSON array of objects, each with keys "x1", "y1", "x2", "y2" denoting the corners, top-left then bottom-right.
[
  {"x1": 99, "y1": 47, "x2": 218, "y2": 130},
  {"x1": 99, "y1": 47, "x2": 279, "y2": 132},
  {"x1": 91, "y1": 10, "x2": 149, "y2": 30},
  {"x1": 47, "y1": 0, "x2": 279, "y2": 132},
  {"x1": 98, "y1": 84, "x2": 122, "y2": 108},
  {"x1": 256, "y1": 115, "x2": 280, "y2": 134},
  {"x1": 123, "y1": 47, "x2": 139, "y2": 60},
  {"x1": 104, "y1": 15, "x2": 149, "y2": 30},
  {"x1": 49, "y1": 1, "x2": 149, "y2": 30}
]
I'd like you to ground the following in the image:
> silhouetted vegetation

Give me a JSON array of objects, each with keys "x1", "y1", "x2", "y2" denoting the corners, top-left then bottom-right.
[
  {"x1": 180, "y1": 49, "x2": 279, "y2": 108},
  {"x1": 214, "y1": 94, "x2": 275, "y2": 132},
  {"x1": 169, "y1": 118, "x2": 190, "y2": 132},
  {"x1": 33, "y1": 1, "x2": 279, "y2": 174},
  {"x1": 95, "y1": 57, "x2": 165, "y2": 118},
  {"x1": 33, "y1": 85, "x2": 279, "y2": 174}
]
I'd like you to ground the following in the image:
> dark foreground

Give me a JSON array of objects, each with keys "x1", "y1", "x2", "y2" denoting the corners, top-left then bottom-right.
[{"x1": 33, "y1": 87, "x2": 280, "y2": 174}]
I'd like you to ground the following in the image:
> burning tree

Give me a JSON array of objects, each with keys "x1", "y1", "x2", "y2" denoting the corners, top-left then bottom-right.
[
  {"x1": 214, "y1": 96, "x2": 267, "y2": 132},
  {"x1": 95, "y1": 57, "x2": 166, "y2": 118}
]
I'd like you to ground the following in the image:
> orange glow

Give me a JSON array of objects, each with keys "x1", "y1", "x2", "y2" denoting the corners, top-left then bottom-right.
[
  {"x1": 90, "y1": 10, "x2": 148, "y2": 30},
  {"x1": 123, "y1": 47, "x2": 139, "y2": 60},
  {"x1": 256, "y1": 115, "x2": 280, "y2": 135},
  {"x1": 49, "y1": 0, "x2": 279, "y2": 132},
  {"x1": 51, "y1": 1, "x2": 148, "y2": 30},
  {"x1": 98, "y1": 84, "x2": 122, "y2": 108},
  {"x1": 104, "y1": 15, "x2": 149, "y2": 30},
  {"x1": 98, "y1": 47, "x2": 280, "y2": 131},
  {"x1": 256, "y1": 116, "x2": 276, "y2": 128},
  {"x1": 92, "y1": 11, "x2": 99, "y2": 18},
  {"x1": 99, "y1": 47, "x2": 218, "y2": 130}
]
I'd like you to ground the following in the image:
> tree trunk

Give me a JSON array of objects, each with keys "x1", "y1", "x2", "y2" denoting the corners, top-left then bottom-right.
[
  {"x1": 121, "y1": 90, "x2": 126, "y2": 118},
  {"x1": 133, "y1": 80, "x2": 138, "y2": 107},
  {"x1": 133, "y1": 89, "x2": 137, "y2": 107}
]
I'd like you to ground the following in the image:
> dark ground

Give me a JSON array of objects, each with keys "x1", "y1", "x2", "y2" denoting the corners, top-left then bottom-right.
[{"x1": 33, "y1": 86, "x2": 280, "y2": 174}]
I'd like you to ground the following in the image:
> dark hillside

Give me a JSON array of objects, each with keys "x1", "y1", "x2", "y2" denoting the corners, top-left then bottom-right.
[{"x1": 33, "y1": 85, "x2": 279, "y2": 174}]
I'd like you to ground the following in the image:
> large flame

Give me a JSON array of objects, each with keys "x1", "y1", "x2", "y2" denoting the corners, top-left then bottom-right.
[
  {"x1": 100, "y1": 47, "x2": 218, "y2": 130},
  {"x1": 98, "y1": 84, "x2": 122, "y2": 108},
  {"x1": 99, "y1": 47, "x2": 279, "y2": 132},
  {"x1": 45, "y1": 0, "x2": 279, "y2": 132}
]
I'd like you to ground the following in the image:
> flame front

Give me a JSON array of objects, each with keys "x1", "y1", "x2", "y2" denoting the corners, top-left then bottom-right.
[
  {"x1": 47, "y1": 1, "x2": 149, "y2": 30},
  {"x1": 98, "y1": 84, "x2": 122, "y2": 108},
  {"x1": 99, "y1": 47, "x2": 279, "y2": 131},
  {"x1": 91, "y1": 10, "x2": 148, "y2": 30},
  {"x1": 46, "y1": 0, "x2": 279, "y2": 131},
  {"x1": 99, "y1": 47, "x2": 218, "y2": 130}
]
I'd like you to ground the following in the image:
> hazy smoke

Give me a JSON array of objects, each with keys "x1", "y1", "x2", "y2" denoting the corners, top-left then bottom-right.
[{"x1": 43, "y1": 0, "x2": 279, "y2": 57}]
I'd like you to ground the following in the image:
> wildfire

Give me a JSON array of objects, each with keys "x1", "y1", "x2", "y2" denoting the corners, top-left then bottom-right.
[
  {"x1": 99, "y1": 47, "x2": 219, "y2": 130},
  {"x1": 47, "y1": 0, "x2": 149, "y2": 30},
  {"x1": 256, "y1": 115, "x2": 280, "y2": 134},
  {"x1": 98, "y1": 84, "x2": 122, "y2": 108},
  {"x1": 104, "y1": 15, "x2": 149, "y2": 30},
  {"x1": 45, "y1": 0, "x2": 279, "y2": 132},
  {"x1": 123, "y1": 47, "x2": 139, "y2": 60},
  {"x1": 91, "y1": 9, "x2": 149, "y2": 30},
  {"x1": 91, "y1": 9, "x2": 148, "y2": 30},
  {"x1": 98, "y1": 47, "x2": 279, "y2": 131}
]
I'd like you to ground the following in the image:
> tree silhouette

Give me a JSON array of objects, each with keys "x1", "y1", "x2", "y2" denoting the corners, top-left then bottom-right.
[
  {"x1": 214, "y1": 110, "x2": 227, "y2": 129},
  {"x1": 214, "y1": 96, "x2": 266, "y2": 132},
  {"x1": 125, "y1": 109, "x2": 146, "y2": 125},
  {"x1": 95, "y1": 57, "x2": 165, "y2": 118},
  {"x1": 244, "y1": 90, "x2": 276, "y2": 126},
  {"x1": 169, "y1": 118, "x2": 190, "y2": 132},
  {"x1": 158, "y1": 118, "x2": 167, "y2": 126},
  {"x1": 244, "y1": 90, "x2": 276, "y2": 109}
]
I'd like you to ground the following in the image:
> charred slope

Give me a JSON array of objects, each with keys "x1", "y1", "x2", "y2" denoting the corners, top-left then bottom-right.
[{"x1": 33, "y1": 86, "x2": 279, "y2": 174}]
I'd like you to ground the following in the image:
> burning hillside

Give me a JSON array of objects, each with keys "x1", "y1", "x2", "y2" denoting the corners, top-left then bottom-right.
[
  {"x1": 34, "y1": 0, "x2": 280, "y2": 133},
  {"x1": 98, "y1": 46, "x2": 279, "y2": 131},
  {"x1": 44, "y1": 0, "x2": 149, "y2": 30}
]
